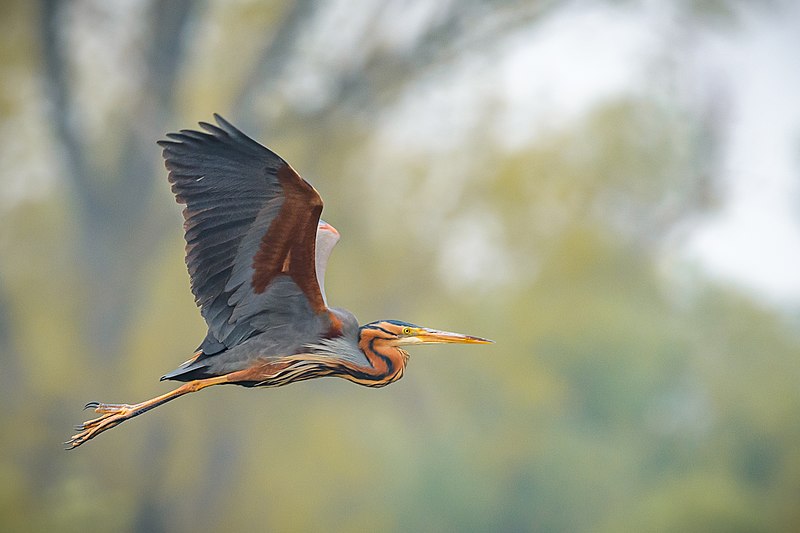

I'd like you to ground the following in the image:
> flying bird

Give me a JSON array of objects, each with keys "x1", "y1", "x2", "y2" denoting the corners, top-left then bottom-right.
[{"x1": 67, "y1": 115, "x2": 492, "y2": 448}]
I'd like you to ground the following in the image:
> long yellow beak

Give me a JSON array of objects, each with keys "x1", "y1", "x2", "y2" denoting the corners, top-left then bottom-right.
[{"x1": 403, "y1": 327, "x2": 494, "y2": 346}]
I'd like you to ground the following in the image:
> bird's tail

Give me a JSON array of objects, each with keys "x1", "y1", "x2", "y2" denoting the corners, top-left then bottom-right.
[{"x1": 160, "y1": 351, "x2": 210, "y2": 382}]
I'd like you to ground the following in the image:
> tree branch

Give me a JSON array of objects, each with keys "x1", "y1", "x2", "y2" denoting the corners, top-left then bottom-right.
[{"x1": 39, "y1": 0, "x2": 97, "y2": 215}]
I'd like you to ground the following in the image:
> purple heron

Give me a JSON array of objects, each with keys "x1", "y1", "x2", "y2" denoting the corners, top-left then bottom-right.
[{"x1": 67, "y1": 115, "x2": 492, "y2": 449}]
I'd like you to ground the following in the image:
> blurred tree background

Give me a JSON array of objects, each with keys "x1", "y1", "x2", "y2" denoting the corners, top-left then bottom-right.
[{"x1": 1, "y1": 0, "x2": 800, "y2": 531}]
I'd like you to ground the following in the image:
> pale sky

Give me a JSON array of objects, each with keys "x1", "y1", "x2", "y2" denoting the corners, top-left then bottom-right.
[
  {"x1": 4, "y1": 0, "x2": 799, "y2": 307},
  {"x1": 683, "y1": 3, "x2": 800, "y2": 305},
  {"x1": 386, "y1": 0, "x2": 800, "y2": 306}
]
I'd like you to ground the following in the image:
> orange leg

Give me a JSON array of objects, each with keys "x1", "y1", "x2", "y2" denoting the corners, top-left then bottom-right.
[{"x1": 66, "y1": 375, "x2": 229, "y2": 449}]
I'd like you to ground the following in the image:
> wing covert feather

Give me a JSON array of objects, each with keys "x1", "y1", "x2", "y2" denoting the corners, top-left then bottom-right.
[{"x1": 158, "y1": 115, "x2": 332, "y2": 352}]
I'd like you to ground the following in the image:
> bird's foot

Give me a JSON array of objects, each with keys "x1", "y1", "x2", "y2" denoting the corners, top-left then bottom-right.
[{"x1": 66, "y1": 402, "x2": 135, "y2": 449}]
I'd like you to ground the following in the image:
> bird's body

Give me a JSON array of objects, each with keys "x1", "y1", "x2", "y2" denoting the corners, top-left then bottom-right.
[{"x1": 67, "y1": 115, "x2": 491, "y2": 449}]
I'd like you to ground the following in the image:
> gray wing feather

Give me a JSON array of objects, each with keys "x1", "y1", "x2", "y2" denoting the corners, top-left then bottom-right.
[{"x1": 158, "y1": 115, "x2": 329, "y2": 356}]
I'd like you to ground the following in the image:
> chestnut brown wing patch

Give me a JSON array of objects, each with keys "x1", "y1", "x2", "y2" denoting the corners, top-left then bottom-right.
[
  {"x1": 158, "y1": 115, "x2": 332, "y2": 353},
  {"x1": 252, "y1": 164, "x2": 325, "y2": 314}
]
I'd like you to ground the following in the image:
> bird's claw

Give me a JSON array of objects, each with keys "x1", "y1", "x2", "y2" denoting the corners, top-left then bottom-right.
[
  {"x1": 84, "y1": 402, "x2": 127, "y2": 413},
  {"x1": 67, "y1": 402, "x2": 134, "y2": 449}
]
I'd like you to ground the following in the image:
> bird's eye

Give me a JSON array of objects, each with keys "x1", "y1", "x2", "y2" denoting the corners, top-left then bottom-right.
[{"x1": 402, "y1": 327, "x2": 412, "y2": 335}]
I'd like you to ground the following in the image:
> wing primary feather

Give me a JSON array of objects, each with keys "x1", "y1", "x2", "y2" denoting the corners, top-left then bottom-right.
[
  {"x1": 159, "y1": 115, "x2": 335, "y2": 356},
  {"x1": 198, "y1": 121, "x2": 228, "y2": 136}
]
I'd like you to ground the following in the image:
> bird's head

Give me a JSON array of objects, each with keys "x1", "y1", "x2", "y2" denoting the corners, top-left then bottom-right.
[{"x1": 360, "y1": 320, "x2": 493, "y2": 347}]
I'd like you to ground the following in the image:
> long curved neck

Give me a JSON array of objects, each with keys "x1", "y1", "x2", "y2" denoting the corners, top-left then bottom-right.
[
  {"x1": 350, "y1": 332, "x2": 408, "y2": 387},
  {"x1": 245, "y1": 340, "x2": 407, "y2": 388},
  {"x1": 243, "y1": 326, "x2": 408, "y2": 389}
]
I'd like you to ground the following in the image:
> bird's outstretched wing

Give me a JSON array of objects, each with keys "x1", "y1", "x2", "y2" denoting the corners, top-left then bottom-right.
[
  {"x1": 315, "y1": 220, "x2": 339, "y2": 306},
  {"x1": 158, "y1": 115, "x2": 339, "y2": 354}
]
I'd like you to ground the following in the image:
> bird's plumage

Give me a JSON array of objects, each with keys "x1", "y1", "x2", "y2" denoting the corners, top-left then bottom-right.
[
  {"x1": 66, "y1": 115, "x2": 491, "y2": 449},
  {"x1": 315, "y1": 220, "x2": 339, "y2": 306},
  {"x1": 157, "y1": 115, "x2": 343, "y2": 378}
]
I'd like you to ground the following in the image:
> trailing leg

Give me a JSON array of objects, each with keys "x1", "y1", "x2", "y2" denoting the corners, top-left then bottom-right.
[{"x1": 66, "y1": 375, "x2": 228, "y2": 449}]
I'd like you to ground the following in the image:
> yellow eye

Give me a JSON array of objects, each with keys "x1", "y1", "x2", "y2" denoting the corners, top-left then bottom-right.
[{"x1": 402, "y1": 327, "x2": 412, "y2": 335}]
